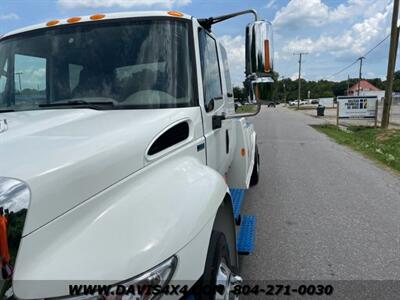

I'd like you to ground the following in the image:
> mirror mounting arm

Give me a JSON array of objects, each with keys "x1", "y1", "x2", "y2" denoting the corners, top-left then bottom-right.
[
  {"x1": 226, "y1": 102, "x2": 262, "y2": 120},
  {"x1": 212, "y1": 114, "x2": 226, "y2": 130},
  {"x1": 198, "y1": 9, "x2": 259, "y2": 31},
  {"x1": 213, "y1": 101, "x2": 261, "y2": 129}
]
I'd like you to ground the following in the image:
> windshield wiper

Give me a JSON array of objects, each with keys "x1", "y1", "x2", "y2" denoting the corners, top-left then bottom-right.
[
  {"x1": 0, "y1": 109, "x2": 15, "y2": 113},
  {"x1": 39, "y1": 100, "x2": 115, "y2": 110}
]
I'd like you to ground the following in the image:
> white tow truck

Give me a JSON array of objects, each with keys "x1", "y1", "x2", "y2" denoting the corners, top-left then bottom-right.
[{"x1": 0, "y1": 9, "x2": 273, "y2": 299}]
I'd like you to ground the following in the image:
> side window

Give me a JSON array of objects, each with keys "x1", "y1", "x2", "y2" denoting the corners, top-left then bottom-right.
[
  {"x1": 0, "y1": 59, "x2": 8, "y2": 106},
  {"x1": 199, "y1": 29, "x2": 222, "y2": 112},
  {"x1": 14, "y1": 54, "x2": 46, "y2": 105},
  {"x1": 220, "y1": 46, "x2": 232, "y2": 96}
]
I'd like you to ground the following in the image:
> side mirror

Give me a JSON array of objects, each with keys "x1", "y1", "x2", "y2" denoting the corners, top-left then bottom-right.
[
  {"x1": 227, "y1": 20, "x2": 274, "y2": 119},
  {"x1": 217, "y1": 20, "x2": 275, "y2": 120},
  {"x1": 228, "y1": 100, "x2": 261, "y2": 119},
  {"x1": 206, "y1": 98, "x2": 215, "y2": 112},
  {"x1": 245, "y1": 20, "x2": 274, "y2": 78},
  {"x1": 234, "y1": 101, "x2": 259, "y2": 113}
]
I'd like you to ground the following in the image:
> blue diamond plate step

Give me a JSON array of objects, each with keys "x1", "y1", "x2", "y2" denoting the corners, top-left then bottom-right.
[
  {"x1": 237, "y1": 215, "x2": 256, "y2": 255},
  {"x1": 230, "y1": 188, "x2": 245, "y2": 222}
]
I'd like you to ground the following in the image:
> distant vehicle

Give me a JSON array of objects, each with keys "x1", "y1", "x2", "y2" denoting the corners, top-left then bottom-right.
[
  {"x1": 306, "y1": 99, "x2": 318, "y2": 104},
  {"x1": 264, "y1": 100, "x2": 279, "y2": 107},
  {"x1": 289, "y1": 100, "x2": 306, "y2": 106}
]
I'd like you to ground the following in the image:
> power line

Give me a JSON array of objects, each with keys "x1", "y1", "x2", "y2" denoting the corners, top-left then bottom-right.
[
  {"x1": 326, "y1": 32, "x2": 391, "y2": 80},
  {"x1": 328, "y1": 60, "x2": 359, "y2": 79},
  {"x1": 362, "y1": 34, "x2": 390, "y2": 57}
]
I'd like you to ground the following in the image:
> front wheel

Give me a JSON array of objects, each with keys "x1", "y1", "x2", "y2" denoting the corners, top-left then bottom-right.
[
  {"x1": 192, "y1": 231, "x2": 242, "y2": 300},
  {"x1": 250, "y1": 145, "x2": 259, "y2": 186}
]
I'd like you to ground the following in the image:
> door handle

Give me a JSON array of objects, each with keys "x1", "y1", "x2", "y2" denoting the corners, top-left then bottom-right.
[{"x1": 225, "y1": 129, "x2": 230, "y2": 154}]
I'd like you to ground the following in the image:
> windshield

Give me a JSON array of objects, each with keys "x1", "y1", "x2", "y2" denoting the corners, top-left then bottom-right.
[{"x1": 0, "y1": 18, "x2": 195, "y2": 111}]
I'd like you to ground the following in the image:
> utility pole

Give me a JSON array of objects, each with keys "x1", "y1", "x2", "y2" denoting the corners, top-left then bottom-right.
[
  {"x1": 283, "y1": 82, "x2": 287, "y2": 106},
  {"x1": 294, "y1": 52, "x2": 308, "y2": 109},
  {"x1": 382, "y1": 0, "x2": 399, "y2": 129},
  {"x1": 357, "y1": 57, "x2": 365, "y2": 96},
  {"x1": 280, "y1": 76, "x2": 287, "y2": 105},
  {"x1": 347, "y1": 75, "x2": 350, "y2": 95},
  {"x1": 395, "y1": 25, "x2": 400, "y2": 67},
  {"x1": 15, "y1": 72, "x2": 23, "y2": 91}
]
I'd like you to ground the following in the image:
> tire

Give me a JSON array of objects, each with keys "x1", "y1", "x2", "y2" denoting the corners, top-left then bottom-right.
[
  {"x1": 192, "y1": 231, "x2": 241, "y2": 300},
  {"x1": 250, "y1": 145, "x2": 260, "y2": 186}
]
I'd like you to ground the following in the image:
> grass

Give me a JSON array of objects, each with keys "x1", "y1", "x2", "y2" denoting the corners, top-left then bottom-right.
[
  {"x1": 288, "y1": 105, "x2": 316, "y2": 110},
  {"x1": 236, "y1": 104, "x2": 258, "y2": 113},
  {"x1": 288, "y1": 105, "x2": 336, "y2": 110},
  {"x1": 312, "y1": 124, "x2": 400, "y2": 173}
]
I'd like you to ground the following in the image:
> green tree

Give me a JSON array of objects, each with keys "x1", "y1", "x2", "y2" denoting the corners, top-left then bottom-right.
[{"x1": 233, "y1": 86, "x2": 247, "y2": 100}]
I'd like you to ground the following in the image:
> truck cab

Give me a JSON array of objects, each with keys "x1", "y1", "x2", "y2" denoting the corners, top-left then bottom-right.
[{"x1": 0, "y1": 10, "x2": 273, "y2": 299}]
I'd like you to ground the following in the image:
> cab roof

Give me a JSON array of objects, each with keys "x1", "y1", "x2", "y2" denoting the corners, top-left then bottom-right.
[{"x1": 2, "y1": 11, "x2": 192, "y2": 39}]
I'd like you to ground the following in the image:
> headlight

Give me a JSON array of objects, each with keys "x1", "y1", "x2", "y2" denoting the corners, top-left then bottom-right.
[
  {"x1": 63, "y1": 256, "x2": 177, "y2": 300},
  {"x1": 0, "y1": 177, "x2": 30, "y2": 298},
  {"x1": 0, "y1": 177, "x2": 30, "y2": 214}
]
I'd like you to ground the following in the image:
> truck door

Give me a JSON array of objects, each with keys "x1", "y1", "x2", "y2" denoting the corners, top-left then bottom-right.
[{"x1": 198, "y1": 28, "x2": 234, "y2": 176}]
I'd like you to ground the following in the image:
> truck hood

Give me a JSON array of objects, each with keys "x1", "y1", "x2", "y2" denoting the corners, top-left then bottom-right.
[{"x1": 0, "y1": 108, "x2": 201, "y2": 235}]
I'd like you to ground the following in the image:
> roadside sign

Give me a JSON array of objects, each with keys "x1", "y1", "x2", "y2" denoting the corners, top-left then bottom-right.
[
  {"x1": 337, "y1": 96, "x2": 378, "y2": 119},
  {"x1": 319, "y1": 97, "x2": 334, "y2": 107}
]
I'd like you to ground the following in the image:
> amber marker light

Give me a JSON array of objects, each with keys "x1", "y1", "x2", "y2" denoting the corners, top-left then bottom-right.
[
  {"x1": 264, "y1": 39, "x2": 271, "y2": 72},
  {"x1": 67, "y1": 17, "x2": 82, "y2": 23},
  {"x1": 90, "y1": 13, "x2": 106, "y2": 20},
  {"x1": 167, "y1": 11, "x2": 184, "y2": 17},
  {"x1": 46, "y1": 20, "x2": 60, "y2": 27}
]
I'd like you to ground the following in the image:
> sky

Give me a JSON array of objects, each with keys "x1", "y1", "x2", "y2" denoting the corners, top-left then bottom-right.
[{"x1": 0, "y1": 0, "x2": 398, "y2": 87}]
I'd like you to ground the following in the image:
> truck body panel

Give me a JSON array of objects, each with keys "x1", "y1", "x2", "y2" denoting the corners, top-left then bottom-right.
[
  {"x1": 14, "y1": 155, "x2": 226, "y2": 298},
  {"x1": 226, "y1": 119, "x2": 256, "y2": 189},
  {"x1": 0, "y1": 10, "x2": 273, "y2": 298},
  {"x1": 0, "y1": 108, "x2": 204, "y2": 235},
  {"x1": 193, "y1": 19, "x2": 241, "y2": 178}
]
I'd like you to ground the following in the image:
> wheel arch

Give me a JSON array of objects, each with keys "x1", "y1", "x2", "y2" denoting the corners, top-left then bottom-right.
[{"x1": 211, "y1": 192, "x2": 238, "y2": 271}]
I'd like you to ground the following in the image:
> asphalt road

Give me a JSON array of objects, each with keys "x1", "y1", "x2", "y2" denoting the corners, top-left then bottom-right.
[{"x1": 239, "y1": 106, "x2": 400, "y2": 298}]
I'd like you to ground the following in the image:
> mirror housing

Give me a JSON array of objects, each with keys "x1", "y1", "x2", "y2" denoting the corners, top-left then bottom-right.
[
  {"x1": 245, "y1": 20, "x2": 274, "y2": 78},
  {"x1": 229, "y1": 102, "x2": 261, "y2": 119},
  {"x1": 226, "y1": 20, "x2": 274, "y2": 119},
  {"x1": 200, "y1": 12, "x2": 275, "y2": 120}
]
